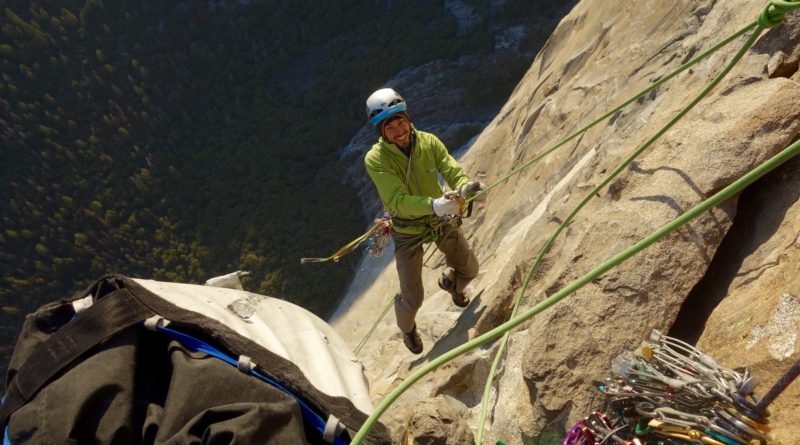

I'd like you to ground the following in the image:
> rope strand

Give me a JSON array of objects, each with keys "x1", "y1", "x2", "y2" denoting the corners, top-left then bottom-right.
[
  {"x1": 349, "y1": 2, "x2": 800, "y2": 442},
  {"x1": 754, "y1": 357, "x2": 800, "y2": 414},
  {"x1": 350, "y1": 135, "x2": 800, "y2": 445},
  {"x1": 477, "y1": 18, "x2": 766, "y2": 444}
]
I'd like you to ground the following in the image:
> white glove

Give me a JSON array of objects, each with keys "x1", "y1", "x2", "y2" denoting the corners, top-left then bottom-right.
[
  {"x1": 432, "y1": 195, "x2": 461, "y2": 216},
  {"x1": 460, "y1": 181, "x2": 486, "y2": 202}
]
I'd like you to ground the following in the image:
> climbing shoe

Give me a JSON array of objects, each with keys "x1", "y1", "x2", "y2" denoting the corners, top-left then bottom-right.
[
  {"x1": 403, "y1": 324, "x2": 423, "y2": 354},
  {"x1": 438, "y1": 273, "x2": 469, "y2": 308}
]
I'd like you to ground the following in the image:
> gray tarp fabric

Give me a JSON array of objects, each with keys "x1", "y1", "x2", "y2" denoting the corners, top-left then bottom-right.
[
  {"x1": 1, "y1": 275, "x2": 391, "y2": 444},
  {"x1": 131, "y1": 277, "x2": 375, "y2": 414}
]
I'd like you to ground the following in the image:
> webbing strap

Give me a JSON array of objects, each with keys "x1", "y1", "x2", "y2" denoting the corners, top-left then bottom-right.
[
  {"x1": 0, "y1": 287, "x2": 154, "y2": 427},
  {"x1": 324, "y1": 414, "x2": 347, "y2": 443}
]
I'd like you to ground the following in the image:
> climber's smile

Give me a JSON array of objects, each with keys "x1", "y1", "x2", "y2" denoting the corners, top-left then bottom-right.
[{"x1": 383, "y1": 116, "x2": 412, "y2": 150}]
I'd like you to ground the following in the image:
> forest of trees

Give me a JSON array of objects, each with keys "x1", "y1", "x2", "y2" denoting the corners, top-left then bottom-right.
[{"x1": 0, "y1": 0, "x2": 567, "y2": 368}]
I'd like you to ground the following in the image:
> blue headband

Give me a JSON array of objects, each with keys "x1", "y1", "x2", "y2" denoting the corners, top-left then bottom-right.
[{"x1": 368, "y1": 102, "x2": 407, "y2": 126}]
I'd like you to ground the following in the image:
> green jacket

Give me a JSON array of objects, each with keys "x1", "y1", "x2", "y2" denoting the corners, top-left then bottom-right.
[{"x1": 364, "y1": 129, "x2": 470, "y2": 235}]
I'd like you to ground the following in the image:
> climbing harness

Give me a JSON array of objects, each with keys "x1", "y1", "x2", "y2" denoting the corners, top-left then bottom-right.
[
  {"x1": 353, "y1": 0, "x2": 799, "y2": 371},
  {"x1": 309, "y1": 196, "x2": 467, "y2": 266},
  {"x1": 352, "y1": 137, "x2": 800, "y2": 444},
  {"x1": 350, "y1": 35, "x2": 800, "y2": 445},
  {"x1": 403, "y1": 193, "x2": 468, "y2": 257},
  {"x1": 561, "y1": 330, "x2": 771, "y2": 445},
  {"x1": 347, "y1": 1, "x2": 800, "y2": 442},
  {"x1": 352, "y1": 208, "x2": 466, "y2": 356}
]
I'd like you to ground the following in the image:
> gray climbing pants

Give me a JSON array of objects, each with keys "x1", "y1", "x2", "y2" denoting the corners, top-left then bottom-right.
[{"x1": 392, "y1": 225, "x2": 479, "y2": 334}]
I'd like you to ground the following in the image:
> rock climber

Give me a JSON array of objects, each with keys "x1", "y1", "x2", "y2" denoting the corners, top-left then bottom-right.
[{"x1": 363, "y1": 87, "x2": 486, "y2": 354}]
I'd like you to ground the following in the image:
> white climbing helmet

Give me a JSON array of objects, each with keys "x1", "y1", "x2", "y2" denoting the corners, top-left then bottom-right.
[{"x1": 365, "y1": 88, "x2": 407, "y2": 127}]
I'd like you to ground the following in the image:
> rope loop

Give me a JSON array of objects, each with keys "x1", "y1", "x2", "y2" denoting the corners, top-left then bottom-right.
[{"x1": 759, "y1": 0, "x2": 800, "y2": 28}]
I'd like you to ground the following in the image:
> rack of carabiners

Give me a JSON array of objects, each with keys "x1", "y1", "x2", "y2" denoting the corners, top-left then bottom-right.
[
  {"x1": 563, "y1": 330, "x2": 770, "y2": 445},
  {"x1": 300, "y1": 213, "x2": 392, "y2": 264},
  {"x1": 365, "y1": 212, "x2": 393, "y2": 258}
]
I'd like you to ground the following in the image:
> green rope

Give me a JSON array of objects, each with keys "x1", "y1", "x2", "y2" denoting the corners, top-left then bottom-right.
[
  {"x1": 351, "y1": 235, "x2": 438, "y2": 355},
  {"x1": 353, "y1": 295, "x2": 394, "y2": 355},
  {"x1": 397, "y1": 15, "x2": 760, "y2": 257},
  {"x1": 349, "y1": 17, "x2": 757, "y2": 353},
  {"x1": 355, "y1": 16, "x2": 758, "y2": 353},
  {"x1": 385, "y1": 17, "x2": 760, "y2": 259},
  {"x1": 475, "y1": 1, "x2": 800, "y2": 437},
  {"x1": 476, "y1": 17, "x2": 768, "y2": 444},
  {"x1": 349, "y1": 1, "x2": 800, "y2": 442},
  {"x1": 759, "y1": 0, "x2": 800, "y2": 27},
  {"x1": 470, "y1": 20, "x2": 759, "y2": 202},
  {"x1": 350, "y1": 136, "x2": 800, "y2": 445}
]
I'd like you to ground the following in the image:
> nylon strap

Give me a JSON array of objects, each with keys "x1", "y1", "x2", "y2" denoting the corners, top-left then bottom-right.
[
  {"x1": 323, "y1": 414, "x2": 347, "y2": 443},
  {"x1": 0, "y1": 287, "x2": 154, "y2": 427}
]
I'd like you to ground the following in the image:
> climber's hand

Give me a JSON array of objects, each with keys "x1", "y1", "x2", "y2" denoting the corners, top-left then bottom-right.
[
  {"x1": 432, "y1": 195, "x2": 461, "y2": 216},
  {"x1": 460, "y1": 181, "x2": 487, "y2": 202}
]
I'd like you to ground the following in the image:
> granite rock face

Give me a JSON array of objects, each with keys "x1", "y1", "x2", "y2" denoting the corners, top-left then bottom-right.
[
  {"x1": 398, "y1": 396, "x2": 476, "y2": 445},
  {"x1": 692, "y1": 155, "x2": 800, "y2": 445},
  {"x1": 333, "y1": 1, "x2": 800, "y2": 443}
]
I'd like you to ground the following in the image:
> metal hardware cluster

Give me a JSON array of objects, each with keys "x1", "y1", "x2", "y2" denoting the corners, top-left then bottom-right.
[
  {"x1": 563, "y1": 330, "x2": 770, "y2": 445},
  {"x1": 365, "y1": 212, "x2": 393, "y2": 258}
]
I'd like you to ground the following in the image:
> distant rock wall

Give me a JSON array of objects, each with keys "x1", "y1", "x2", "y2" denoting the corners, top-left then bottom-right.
[{"x1": 333, "y1": 0, "x2": 800, "y2": 443}]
